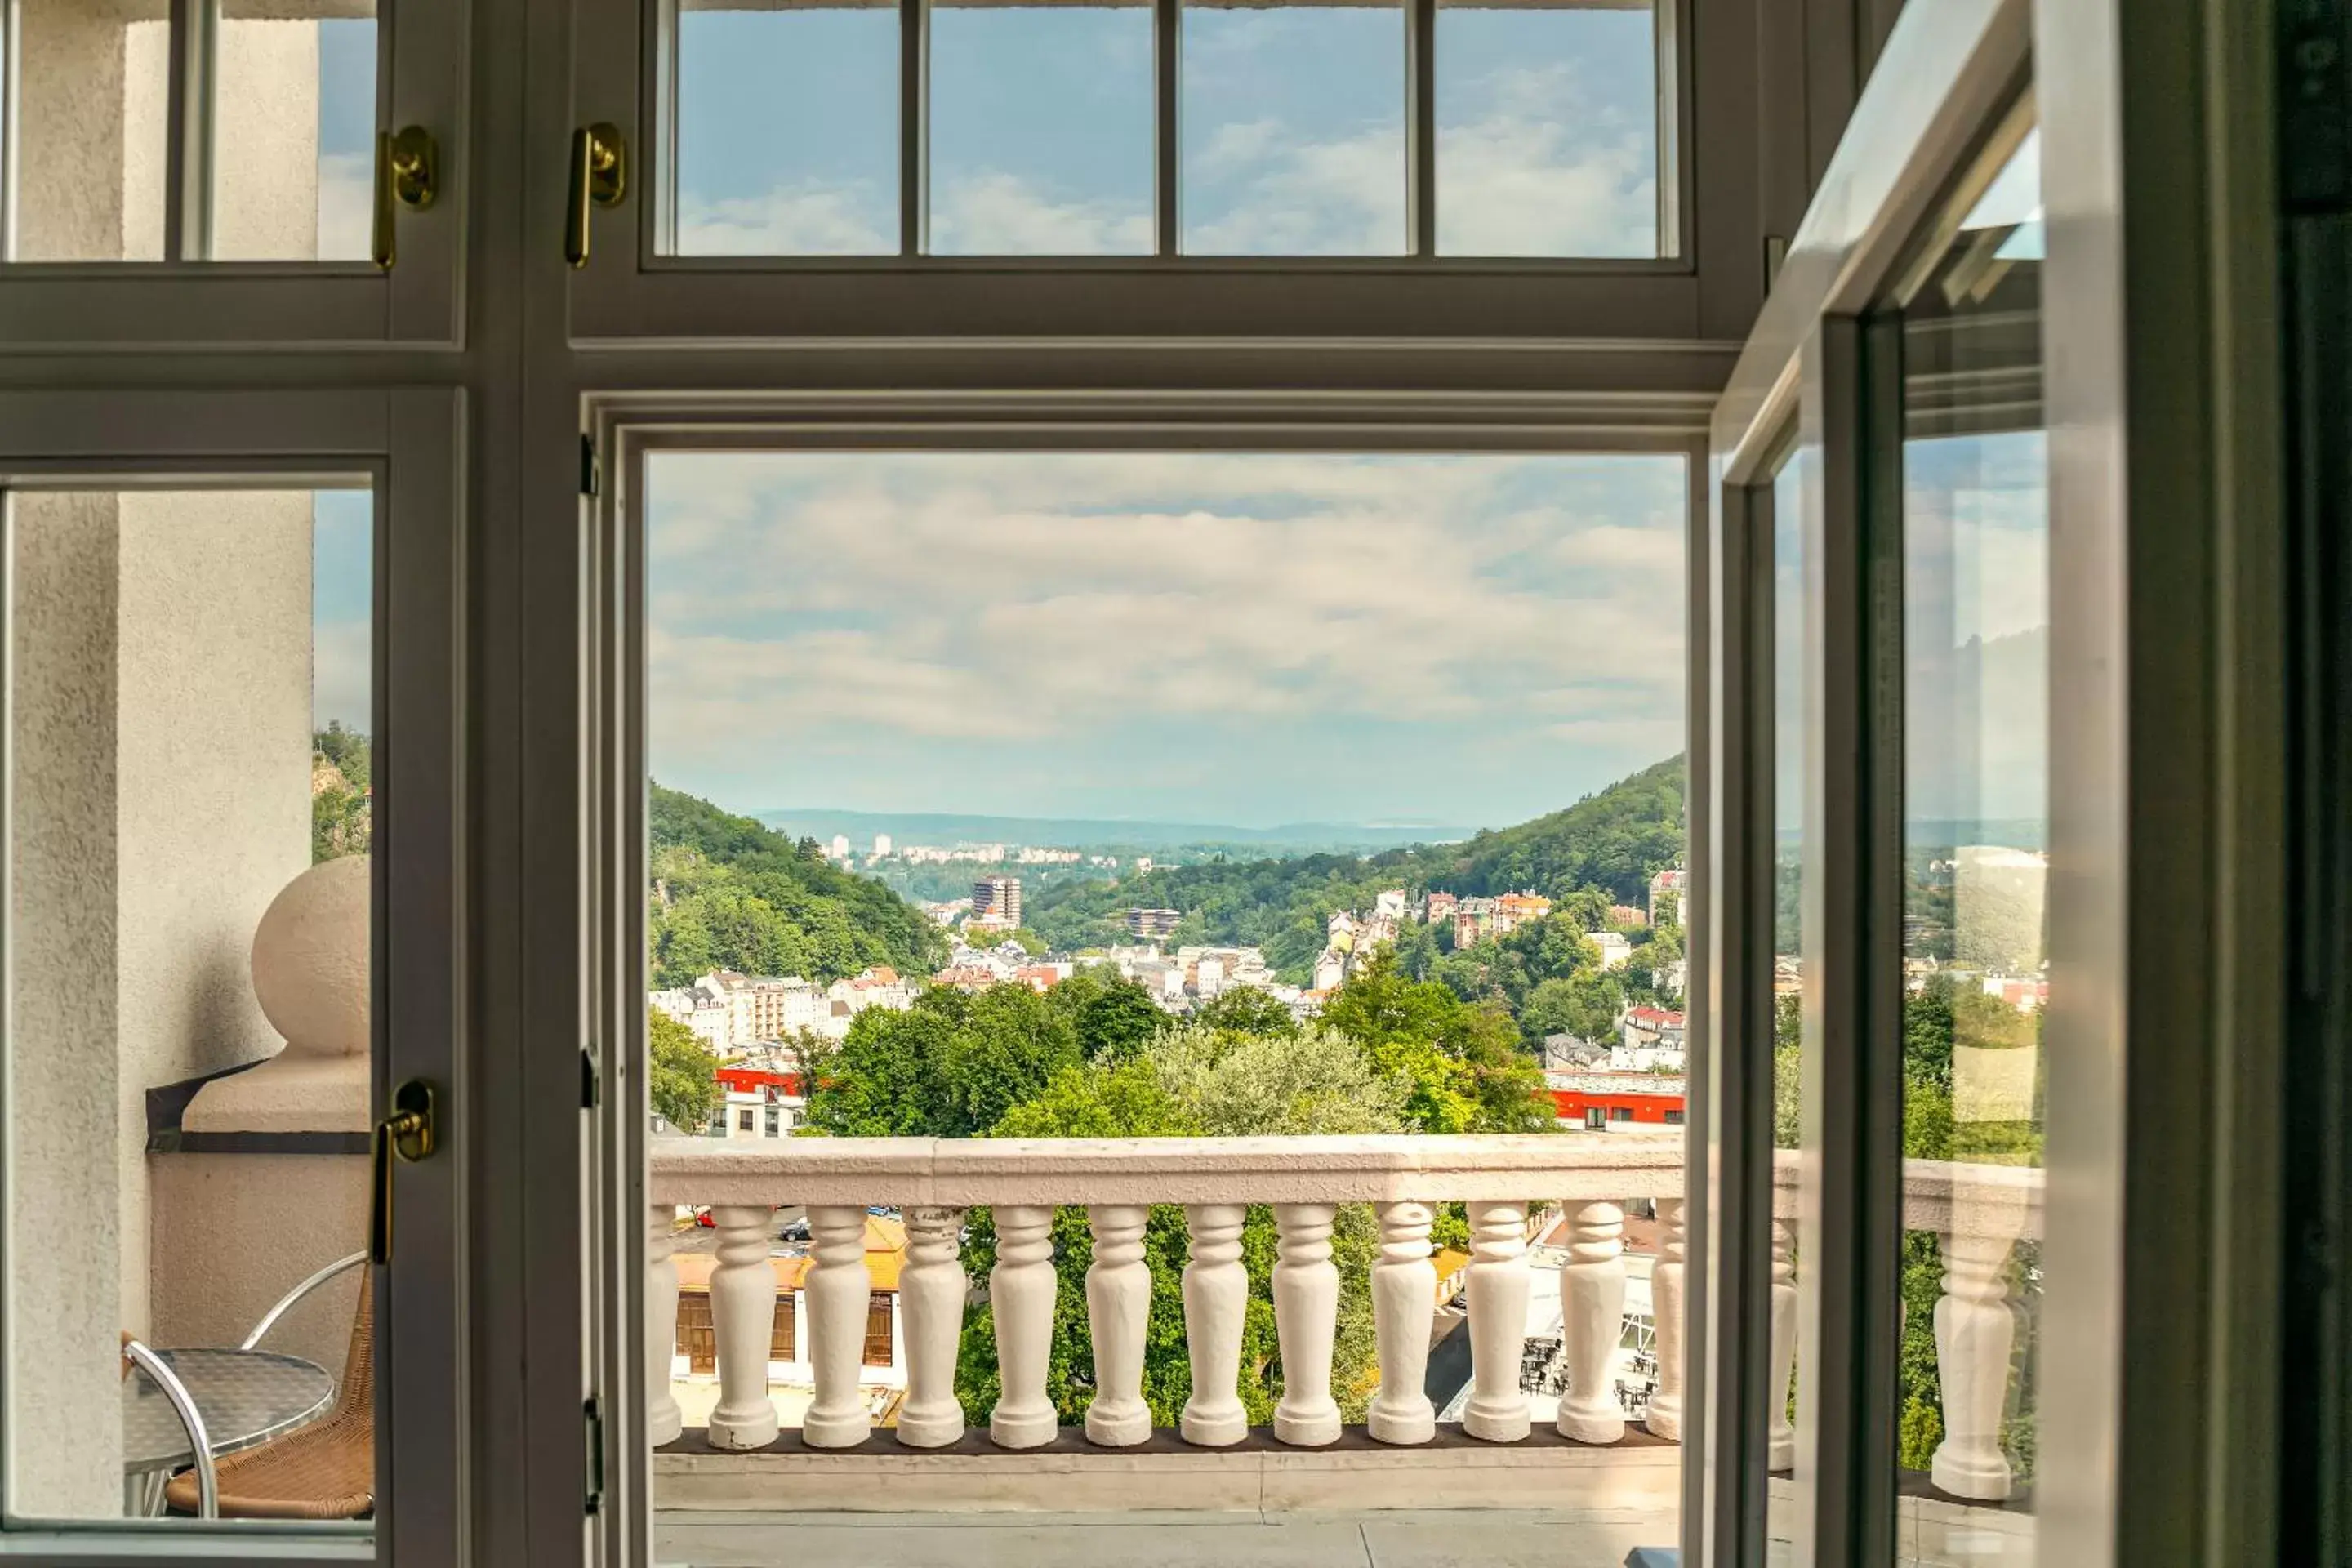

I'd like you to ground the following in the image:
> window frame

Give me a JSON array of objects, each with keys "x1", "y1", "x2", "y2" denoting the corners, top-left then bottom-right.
[
  {"x1": 0, "y1": 387, "x2": 470, "y2": 1565},
  {"x1": 0, "y1": 0, "x2": 468, "y2": 350},
  {"x1": 562, "y1": 0, "x2": 1786, "y2": 343}
]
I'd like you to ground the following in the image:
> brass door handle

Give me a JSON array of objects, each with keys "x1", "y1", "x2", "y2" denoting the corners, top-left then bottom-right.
[
  {"x1": 567, "y1": 122, "x2": 628, "y2": 269},
  {"x1": 369, "y1": 1079, "x2": 439, "y2": 1266},
  {"x1": 370, "y1": 126, "x2": 439, "y2": 271}
]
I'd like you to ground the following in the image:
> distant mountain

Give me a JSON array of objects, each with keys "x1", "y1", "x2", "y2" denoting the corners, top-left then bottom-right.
[
  {"x1": 648, "y1": 784, "x2": 949, "y2": 987},
  {"x1": 1027, "y1": 755, "x2": 1687, "y2": 973},
  {"x1": 755, "y1": 807, "x2": 1479, "y2": 857}
]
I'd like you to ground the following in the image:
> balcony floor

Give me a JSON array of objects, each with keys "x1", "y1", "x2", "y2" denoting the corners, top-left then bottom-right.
[{"x1": 654, "y1": 1507, "x2": 1676, "y2": 1568}]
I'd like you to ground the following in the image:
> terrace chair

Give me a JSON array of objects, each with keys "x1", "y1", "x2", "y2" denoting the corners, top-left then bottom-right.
[{"x1": 163, "y1": 1252, "x2": 374, "y2": 1519}]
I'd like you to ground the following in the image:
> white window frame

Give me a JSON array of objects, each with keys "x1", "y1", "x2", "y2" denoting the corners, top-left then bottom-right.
[
  {"x1": 0, "y1": 388, "x2": 470, "y2": 1564},
  {"x1": 0, "y1": 0, "x2": 468, "y2": 350}
]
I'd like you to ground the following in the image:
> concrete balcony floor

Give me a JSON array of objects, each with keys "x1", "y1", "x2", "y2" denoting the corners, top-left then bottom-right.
[{"x1": 654, "y1": 1507, "x2": 1677, "y2": 1568}]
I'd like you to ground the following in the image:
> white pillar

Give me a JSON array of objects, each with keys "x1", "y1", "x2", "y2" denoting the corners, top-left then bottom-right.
[
  {"x1": 1931, "y1": 1231, "x2": 2017, "y2": 1500},
  {"x1": 705, "y1": 1205, "x2": 778, "y2": 1450},
  {"x1": 801, "y1": 1205, "x2": 872, "y2": 1449},
  {"x1": 1556, "y1": 1200, "x2": 1627, "y2": 1443},
  {"x1": 895, "y1": 1205, "x2": 965, "y2": 1449},
  {"x1": 1645, "y1": 1196, "x2": 1686, "y2": 1439},
  {"x1": 1463, "y1": 1200, "x2": 1530, "y2": 1442},
  {"x1": 1084, "y1": 1203, "x2": 1152, "y2": 1446},
  {"x1": 1368, "y1": 1200, "x2": 1437, "y2": 1445},
  {"x1": 647, "y1": 1203, "x2": 683, "y2": 1448},
  {"x1": 989, "y1": 1204, "x2": 1058, "y2": 1449},
  {"x1": 1769, "y1": 1215, "x2": 1797, "y2": 1472},
  {"x1": 1179, "y1": 1202, "x2": 1250, "y2": 1446},
  {"x1": 1272, "y1": 1203, "x2": 1341, "y2": 1446}
]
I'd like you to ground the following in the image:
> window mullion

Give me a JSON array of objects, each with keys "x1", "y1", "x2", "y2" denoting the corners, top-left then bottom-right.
[
  {"x1": 900, "y1": 0, "x2": 926, "y2": 256},
  {"x1": 1155, "y1": 0, "x2": 1177, "y2": 256},
  {"x1": 1406, "y1": 0, "x2": 1433, "y2": 257}
]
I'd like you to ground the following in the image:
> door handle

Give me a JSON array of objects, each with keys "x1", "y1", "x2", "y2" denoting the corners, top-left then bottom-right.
[
  {"x1": 370, "y1": 126, "x2": 439, "y2": 271},
  {"x1": 370, "y1": 1079, "x2": 439, "y2": 1266},
  {"x1": 567, "y1": 122, "x2": 629, "y2": 269}
]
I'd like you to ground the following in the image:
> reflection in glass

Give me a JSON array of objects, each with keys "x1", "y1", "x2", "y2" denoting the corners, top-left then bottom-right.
[
  {"x1": 1434, "y1": 0, "x2": 1658, "y2": 257},
  {"x1": 5, "y1": 0, "x2": 172, "y2": 260},
  {"x1": 1179, "y1": 2, "x2": 1406, "y2": 254},
  {"x1": 1895, "y1": 122, "x2": 2045, "y2": 1561},
  {"x1": 6, "y1": 488, "x2": 375, "y2": 1522},
  {"x1": 211, "y1": 5, "x2": 380, "y2": 261},
  {"x1": 674, "y1": 2, "x2": 898, "y2": 256},
  {"x1": 1767, "y1": 449, "x2": 1806, "y2": 1542},
  {"x1": 929, "y1": 1, "x2": 1153, "y2": 255}
]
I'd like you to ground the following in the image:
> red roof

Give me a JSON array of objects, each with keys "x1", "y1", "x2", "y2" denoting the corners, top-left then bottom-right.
[{"x1": 1625, "y1": 1006, "x2": 1684, "y2": 1027}]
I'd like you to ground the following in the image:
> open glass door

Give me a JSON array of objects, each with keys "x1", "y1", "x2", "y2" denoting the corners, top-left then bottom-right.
[{"x1": 0, "y1": 390, "x2": 464, "y2": 1560}]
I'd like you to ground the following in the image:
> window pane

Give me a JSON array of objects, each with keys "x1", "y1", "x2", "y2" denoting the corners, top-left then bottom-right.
[
  {"x1": 673, "y1": 1, "x2": 898, "y2": 256},
  {"x1": 1434, "y1": 0, "x2": 1657, "y2": 257},
  {"x1": 1178, "y1": 2, "x2": 1405, "y2": 254},
  {"x1": 929, "y1": 1, "x2": 1153, "y2": 256},
  {"x1": 6, "y1": 0, "x2": 172, "y2": 260},
  {"x1": 210, "y1": 2, "x2": 378, "y2": 260},
  {"x1": 1895, "y1": 121, "x2": 2045, "y2": 1562},
  {"x1": 1766, "y1": 446, "x2": 1806, "y2": 1557},
  {"x1": 6, "y1": 487, "x2": 376, "y2": 1523}
]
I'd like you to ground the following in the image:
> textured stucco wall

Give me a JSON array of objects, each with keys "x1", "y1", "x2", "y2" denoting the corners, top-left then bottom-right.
[
  {"x1": 148, "y1": 1154, "x2": 365, "y2": 1376},
  {"x1": 11, "y1": 0, "x2": 168, "y2": 261},
  {"x1": 9, "y1": 492, "x2": 312, "y2": 1517},
  {"x1": 212, "y1": 20, "x2": 323, "y2": 260}
]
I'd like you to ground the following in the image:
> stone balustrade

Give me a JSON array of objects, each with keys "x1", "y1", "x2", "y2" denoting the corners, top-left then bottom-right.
[{"x1": 647, "y1": 1134, "x2": 2042, "y2": 1505}]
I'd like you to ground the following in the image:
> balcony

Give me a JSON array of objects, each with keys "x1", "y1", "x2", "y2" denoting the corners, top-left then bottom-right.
[{"x1": 646, "y1": 1134, "x2": 2042, "y2": 1567}]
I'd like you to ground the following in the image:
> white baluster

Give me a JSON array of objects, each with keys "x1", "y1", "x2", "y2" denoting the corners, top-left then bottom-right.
[
  {"x1": 1931, "y1": 1231, "x2": 2017, "y2": 1500},
  {"x1": 990, "y1": 1205, "x2": 1059, "y2": 1449},
  {"x1": 1272, "y1": 1203, "x2": 1341, "y2": 1446},
  {"x1": 1769, "y1": 1216, "x2": 1797, "y2": 1471},
  {"x1": 1645, "y1": 1196, "x2": 1686, "y2": 1440},
  {"x1": 705, "y1": 1204, "x2": 778, "y2": 1450},
  {"x1": 1084, "y1": 1204, "x2": 1152, "y2": 1446},
  {"x1": 1368, "y1": 1200, "x2": 1437, "y2": 1445},
  {"x1": 1556, "y1": 1200, "x2": 1626, "y2": 1443},
  {"x1": 1463, "y1": 1200, "x2": 1530, "y2": 1442},
  {"x1": 895, "y1": 1206, "x2": 966, "y2": 1449},
  {"x1": 1180, "y1": 1203, "x2": 1250, "y2": 1446},
  {"x1": 801, "y1": 1205, "x2": 873, "y2": 1449},
  {"x1": 648, "y1": 1203, "x2": 683, "y2": 1448}
]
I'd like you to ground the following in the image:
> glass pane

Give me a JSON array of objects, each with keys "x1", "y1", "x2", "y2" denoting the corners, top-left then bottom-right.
[
  {"x1": 642, "y1": 452, "x2": 1690, "y2": 1544},
  {"x1": 5, "y1": 487, "x2": 376, "y2": 1525},
  {"x1": 1178, "y1": 2, "x2": 1405, "y2": 254},
  {"x1": 1894, "y1": 120, "x2": 2045, "y2": 1564},
  {"x1": 210, "y1": 1, "x2": 380, "y2": 261},
  {"x1": 1766, "y1": 446, "x2": 1806, "y2": 1557},
  {"x1": 929, "y1": 0, "x2": 1153, "y2": 256},
  {"x1": 5, "y1": 0, "x2": 172, "y2": 261},
  {"x1": 1434, "y1": 0, "x2": 1658, "y2": 257},
  {"x1": 673, "y1": 0, "x2": 898, "y2": 256}
]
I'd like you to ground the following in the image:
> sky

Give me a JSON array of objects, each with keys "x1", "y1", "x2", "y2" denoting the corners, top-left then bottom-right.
[
  {"x1": 646, "y1": 451, "x2": 1687, "y2": 831},
  {"x1": 314, "y1": 488, "x2": 372, "y2": 733},
  {"x1": 672, "y1": 3, "x2": 1659, "y2": 257}
]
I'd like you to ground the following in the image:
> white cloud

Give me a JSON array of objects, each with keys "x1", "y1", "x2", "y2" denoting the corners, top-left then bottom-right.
[
  {"x1": 679, "y1": 182, "x2": 894, "y2": 256},
  {"x1": 316, "y1": 152, "x2": 374, "y2": 261},
  {"x1": 313, "y1": 614, "x2": 371, "y2": 731},
  {"x1": 931, "y1": 172, "x2": 1151, "y2": 256}
]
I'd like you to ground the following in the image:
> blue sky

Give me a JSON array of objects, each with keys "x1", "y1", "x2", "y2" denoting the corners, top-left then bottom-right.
[
  {"x1": 645, "y1": 452, "x2": 1686, "y2": 830},
  {"x1": 673, "y1": 3, "x2": 1659, "y2": 256},
  {"x1": 314, "y1": 488, "x2": 372, "y2": 731}
]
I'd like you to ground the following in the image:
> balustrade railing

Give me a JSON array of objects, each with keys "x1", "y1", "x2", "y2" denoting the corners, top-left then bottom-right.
[{"x1": 647, "y1": 1134, "x2": 2042, "y2": 1504}]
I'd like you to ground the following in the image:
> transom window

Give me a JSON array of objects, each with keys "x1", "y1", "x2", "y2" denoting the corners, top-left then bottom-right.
[{"x1": 661, "y1": 0, "x2": 1668, "y2": 260}]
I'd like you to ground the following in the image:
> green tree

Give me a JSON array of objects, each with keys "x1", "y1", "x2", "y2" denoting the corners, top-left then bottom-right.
[
  {"x1": 1192, "y1": 985, "x2": 1299, "y2": 1040},
  {"x1": 311, "y1": 725, "x2": 372, "y2": 862},
  {"x1": 1045, "y1": 970, "x2": 1170, "y2": 1062},
  {"x1": 1319, "y1": 953, "x2": 1549, "y2": 1133},
  {"x1": 648, "y1": 1008, "x2": 723, "y2": 1133},
  {"x1": 806, "y1": 983, "x2": 1081, "y2": 1139}
]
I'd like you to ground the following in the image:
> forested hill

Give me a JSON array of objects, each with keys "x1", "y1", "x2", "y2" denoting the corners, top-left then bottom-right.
[
  {"x1": 1027, "y1": 756, "x2": 1686, "y2": 973},
  {"x1": 648, "y1": 784, "x2": 949, "y2": 988}
]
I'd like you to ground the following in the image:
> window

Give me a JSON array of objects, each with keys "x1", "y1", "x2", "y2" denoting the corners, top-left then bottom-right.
[
  {"x1": 1664, "y1": 1109, "x2": 1685, "y2": 1125},
  {"x1": 862, "y1": 1295, "x2": 894, "y2": 1367},
  {"x1": 773, "y1": 1294, "x2": 799, "y2": 1362},
  {"x1": 657, "y1": 0, "x2": 1668, "y2": 258},
  {"x1": 1611, "y1": 1107, "x2": 1633, "y2": 1123},
  {"x1": 737, "y1": 1107, "x2": 755, "y2": 1131},
  {"x1": 764, "y1": 1106, "x2": 781, "y2": 1137},
  {"x1": 5, "y1": 0, "x2": 381, "y2": 261}
]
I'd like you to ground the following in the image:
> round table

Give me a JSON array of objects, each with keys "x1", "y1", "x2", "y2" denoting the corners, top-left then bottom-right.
[{"x1": 122, "y1": 1348, "x2": 335, "y2": 1516}]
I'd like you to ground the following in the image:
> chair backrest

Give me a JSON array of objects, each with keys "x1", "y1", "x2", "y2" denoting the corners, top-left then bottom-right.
[{"x1": 336, "y1": 1267, "x2": 375, "y2": 1421}]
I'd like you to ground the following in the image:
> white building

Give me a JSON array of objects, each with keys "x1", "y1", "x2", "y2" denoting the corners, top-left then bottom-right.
[
  {"x1": 1596, "y1": 932, "x2": 1635, "y2": 971},
  {"x1": 829, "y1": 834, "x2": 850, "y2": 861},
  {"x1": 873, "y1": 832, "x2": 893, "y2": 858}
]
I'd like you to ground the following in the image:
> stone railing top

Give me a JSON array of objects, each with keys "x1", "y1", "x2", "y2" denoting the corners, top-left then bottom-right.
[
  {"x1": 650, "y1": 1132, "x2": 1688, "y2": 1209},
  {"x1": 1771, "y1": 1150, "x2": 2045, "y2": 1241}
]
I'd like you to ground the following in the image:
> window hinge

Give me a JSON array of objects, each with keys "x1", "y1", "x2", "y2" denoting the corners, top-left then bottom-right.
[
  {"x1": 581, "y1": 435, "x2": 600, "y2": 497},
  {"x1": 581, "y1": 1046, "x2": 600, "y2": 1109},
  {"x1": 583, "y1": 1396, "x2": 606, "y2": 1517}
]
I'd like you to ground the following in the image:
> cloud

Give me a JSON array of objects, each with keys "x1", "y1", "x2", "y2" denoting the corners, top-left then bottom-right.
[
  {"x1": 679, "y1": 182, "x2": 895, "y2": 256},
  {"x1": 313, "y1": 614, "x2": 371, "y2": 731},
  {"x1": 645, "y1": 452, "x2": 1687, "y2": 822},
  {"x1": 316, "y1": 151, "x2": 374, "y2": 261},
  {"x1": 930, "y1": 173, "x2": 1152, "y2": 256}
]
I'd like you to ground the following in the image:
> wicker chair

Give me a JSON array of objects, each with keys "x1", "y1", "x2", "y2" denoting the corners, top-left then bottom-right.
[{"x1": 163, "y1": 1252, "x2": 374, "y2": 1520}]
